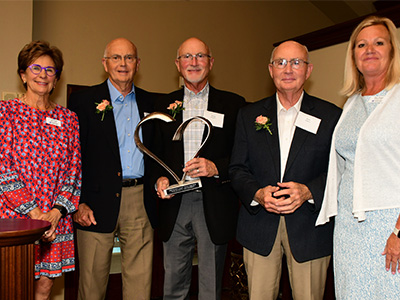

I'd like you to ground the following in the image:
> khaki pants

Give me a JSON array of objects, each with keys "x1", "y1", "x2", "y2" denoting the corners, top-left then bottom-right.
[
  {"x1": 77, "y1": 185, "x2": 154, "y2": 300},
  {"x1": 244, "y1": 216, "x2": 330, "y2": 300}
]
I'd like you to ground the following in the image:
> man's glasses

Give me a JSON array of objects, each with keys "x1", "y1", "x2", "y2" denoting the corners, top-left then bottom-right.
[
  {"x1": 103, "y1": 55, "x2": 137, "y2": 63},
  {"x1": 177, "y1": 53, "x2": 211, "y2": 62},
  {"x1": 270, "y1": 58, "x2": 309, "y2": 69},
  {"x1": 28, "y1": 64, "x2": 58, "y2": 77}
]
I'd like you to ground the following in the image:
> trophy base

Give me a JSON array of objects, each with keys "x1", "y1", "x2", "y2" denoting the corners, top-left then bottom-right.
[{"x1": 164, "y1": 179, "x2": 202, "y2": 196}]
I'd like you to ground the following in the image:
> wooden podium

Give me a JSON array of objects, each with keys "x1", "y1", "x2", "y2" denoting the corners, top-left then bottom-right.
[{"x1": 0, "y1": 219, "x2": 51, "y2": 300}]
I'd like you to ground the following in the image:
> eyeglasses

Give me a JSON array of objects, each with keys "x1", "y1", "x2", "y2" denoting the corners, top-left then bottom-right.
[
  {"x1": 103, "y1": 55, "x2": 137, "y2": 63},
  {"x1": 270, "y1": 58, "x2": 309, "y2": 69},
  {"x1": 177, "y1": 53, "x2": 211, "y2": 62},
  {"x1": 28, "y1": 64, "x2": 58, "y2": 77}
]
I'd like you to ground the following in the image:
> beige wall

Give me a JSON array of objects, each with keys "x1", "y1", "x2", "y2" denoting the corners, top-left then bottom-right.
[
  {"x1": 0, "y1": 0, "x2": 32, "y2": 99},
  {"x1": 30, "y1": 1, "x2": 335, "y2": 105},
  {"x1": 4, "y1": 1, "x2": 399, "y2": 109},
  {"x1": 307, "y1": 42, "x2": 348, "y2": 108}
]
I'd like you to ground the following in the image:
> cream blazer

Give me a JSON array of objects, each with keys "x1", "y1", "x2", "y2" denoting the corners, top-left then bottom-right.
[{"x1": 317, "y1": 83, "x2": 400, "y2": 225}]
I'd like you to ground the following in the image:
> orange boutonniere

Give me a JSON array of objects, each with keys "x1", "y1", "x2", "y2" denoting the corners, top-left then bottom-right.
[
  {"x1": 167, "y1": 100, "x2": 184, "y2": 118},
  {"x1": 255, "y1": 115, "x2": 272, "y2": 135},
  {"x1": 95, "y1": 100, "x2": 113, "y2": 121}
]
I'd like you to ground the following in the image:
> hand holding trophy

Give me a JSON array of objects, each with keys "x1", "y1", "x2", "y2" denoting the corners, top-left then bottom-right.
[{"x1": 134, "y1": 112, "x2": 213, "y2": 196}]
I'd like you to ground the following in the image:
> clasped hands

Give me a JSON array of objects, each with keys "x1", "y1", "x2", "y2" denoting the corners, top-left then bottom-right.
[
  {"x1": 156, "y1": 157, "x2": 218, "y2": 199},
  {"x1": 28, "y1": 207, "x2": 63, "y2": 242},
  {"x1": 254, "y1": 182, "x2": 312, "y2": 214}
]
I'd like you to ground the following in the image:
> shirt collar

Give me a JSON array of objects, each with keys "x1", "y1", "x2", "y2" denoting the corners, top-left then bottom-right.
[
  {"x1": 184, "y1": 82, "x2": 209, "y2": 98},
  {"x1": 107, "y1": 79, "x2": 136, "y2": 103},
  {"x1": 276, "y1": 91, "x2": 304, "y2": 113}
]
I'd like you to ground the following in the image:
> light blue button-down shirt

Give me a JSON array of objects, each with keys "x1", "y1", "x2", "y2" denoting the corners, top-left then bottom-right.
[{"x1": 107, "y1": 80, "x2": 143, "y2": 179}]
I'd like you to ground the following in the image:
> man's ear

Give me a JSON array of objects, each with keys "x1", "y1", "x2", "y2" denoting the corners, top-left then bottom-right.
[
  {"x1": 208, "y1": 57, "x2": 215, "y2": 71},
  {"x1": 268, "y1": 63, "x2": 274, "y2": 79},
  {"x1": 305, "y1": 63, "x2": 314, "y2": 80},
  {"x1": 102, "y1": 58, "x2": 108, "y2": 73},
  {"x1": 135, "y1": 58, "x2": 141, "y2": 72},
  {"x1": 175, "y1": 59, "x2": 180, "y2": 73}
]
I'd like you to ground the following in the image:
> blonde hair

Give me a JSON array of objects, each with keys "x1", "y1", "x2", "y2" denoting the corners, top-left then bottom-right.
[{"x1": 342, "y1": 16, "x2": 400, "y2": 97}]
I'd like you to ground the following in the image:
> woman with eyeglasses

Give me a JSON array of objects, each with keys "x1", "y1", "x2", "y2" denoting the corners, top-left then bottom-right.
[
  {"x1": 0, "y1": 40, "x2": 81, "y2": 299},
  {"x1": 317, "y1": 16, "x2": 400, "y2": 299}
]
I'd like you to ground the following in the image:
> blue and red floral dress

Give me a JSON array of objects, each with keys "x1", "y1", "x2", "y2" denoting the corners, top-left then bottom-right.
[{"x1": 0, "y1": 98, "x2": 81, "y2": 278}]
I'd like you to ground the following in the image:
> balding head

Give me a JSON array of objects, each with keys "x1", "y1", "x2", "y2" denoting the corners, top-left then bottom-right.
[
  {"x1": 268, "y1": 40, "x2": 313, "y2": 101},
  {"x1": 104, "y1": 38, "x2": 138, "y2": 58},
  {"x1": 270, "y1": 41, "x2": 309, "y2": 63},
  {"x1": 102, "y1": 38, "x2": 140, "y2": 96},
  {"x1": 175, "y1": 37, "x2": 214, "y2": 93},
  {"x1": 177, "y1": 37, "x2": 212, "y2": 58}
]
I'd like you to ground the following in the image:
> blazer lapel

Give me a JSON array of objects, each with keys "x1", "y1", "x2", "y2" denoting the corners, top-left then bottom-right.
[
  {"x1": 135, "y1": 87, "x2": 152, "y2": 119},
  {"x1": 201, "y1": 86, "x2": 224, "y2": 142},
  {"x1": 262, "y1": 97, "x2": 281, "y2": 180},
  {"x1": 170, "y1": 90, "x2": 185, "y2": 172},
  {"x1": 95, "y1": 82, "x2": 121, "y2": 161},
  {"x1": 284, "y1": 93, "x2": 314, "y2": 177},
  {"x1": 206, "y1": 86, "x2": 224, "y2": 113}
]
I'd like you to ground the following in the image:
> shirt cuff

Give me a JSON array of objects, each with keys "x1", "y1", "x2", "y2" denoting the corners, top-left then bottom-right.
[{"x1": 250, "y1": 200, "x2": 259, "y2": 206}]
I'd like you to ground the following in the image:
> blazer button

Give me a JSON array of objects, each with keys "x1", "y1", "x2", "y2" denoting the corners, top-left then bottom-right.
[
  {"x1": 116, "y1": 193, "x2": 120, "y2": 198},
  {"x1": 117, "y1": 172, "x2": 121, "y2": 177}
]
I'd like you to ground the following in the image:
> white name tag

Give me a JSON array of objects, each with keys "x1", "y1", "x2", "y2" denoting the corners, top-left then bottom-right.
[
  {"x1": 46, "y1": 117, "x2": 61, "y2": 127},
  {"x1": 366, "y1": 95, "x2": 384, "y2": 104},
  {"x1": 294, "y1": 111, "x2": 321, "y2": 134},
  {"x1": 203, "y1": 110, "x2": 224, "y2": 128}
]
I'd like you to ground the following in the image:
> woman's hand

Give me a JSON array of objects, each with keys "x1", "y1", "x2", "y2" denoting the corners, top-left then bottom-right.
[
  {"x1": 383, "y1": 233, "x2": 400, "y2": 274},
  {"x1": 39, "y1": 209, "x2": 62, "y2": 242},
  {"x1": 42, "y1": 231, "x2": 57, "y2": 242},
  {"x1": 27, "y1": 207, "x2": 45, "y2": 220},
  {"x1": 27, "y1": 207, "x2": 58, "y2": 242}
]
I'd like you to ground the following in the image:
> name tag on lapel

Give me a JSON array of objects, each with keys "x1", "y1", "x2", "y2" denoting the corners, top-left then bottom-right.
[
  {"x1": 295, "y1": 111, "x2": 321, "y2": 134},
  {"x1": 203, "y1": 110, "x2": 224, "y2": 128}
]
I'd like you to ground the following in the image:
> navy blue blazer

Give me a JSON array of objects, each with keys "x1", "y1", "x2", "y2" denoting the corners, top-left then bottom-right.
[
  {"x1": 151, "y1": 86, "x2": 246, "y2": 245},
  {"x1": 229, "y1": 92, "x2": 341, "y2": 262},
  {"x1": 68, "y1": 80, "x2": 157, "y2": 232}
]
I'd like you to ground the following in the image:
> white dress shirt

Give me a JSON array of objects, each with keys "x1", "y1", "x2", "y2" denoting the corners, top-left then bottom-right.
[{"x1": 251, "y1": 92, "x2": 303, "y2": 206}]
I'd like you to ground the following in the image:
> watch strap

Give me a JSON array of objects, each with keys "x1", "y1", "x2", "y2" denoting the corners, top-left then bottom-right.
[
  {"x1": 393, "y1": 227, "x2": 400, "y2": 238},
  {"x1": 53, "y1": 204, "x2": 67, "y2": 218}
]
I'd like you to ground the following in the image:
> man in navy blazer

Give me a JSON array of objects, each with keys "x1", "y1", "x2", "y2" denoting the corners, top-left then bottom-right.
[
  {"x1": 153, "y1": 37, "x2": 245, "y2": 300},
  {"x1": 68, "y1": 38, "x2": 157, "y2": 300},
  {"x1": 229, "y1": 41, "x2": 341, "y2": 300}
]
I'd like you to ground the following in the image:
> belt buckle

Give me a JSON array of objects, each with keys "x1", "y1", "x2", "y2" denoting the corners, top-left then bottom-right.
[{"x1": 133, "y1": 178, "x2": 138, "y2": 187}]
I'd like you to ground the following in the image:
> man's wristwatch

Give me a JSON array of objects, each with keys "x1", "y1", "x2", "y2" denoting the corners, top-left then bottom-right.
[
  {"x1": 393, "y1": 227, "x2": 400, "y2": 238},
  {"x1": 53, "y1": 205, "x2": 67, "y2": 218}
]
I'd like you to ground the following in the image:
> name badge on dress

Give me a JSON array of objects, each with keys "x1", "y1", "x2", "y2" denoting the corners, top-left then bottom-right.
[
  {"x1": 294, "y1": 111, "x2": 321, "y2": 134},
  {"x1": 46, "y1": 117, "x2": 61, "y2": 127},
  {"x1": 203, "y1": 110, "x2": 224, "y2": 128},
  {"x1": 366, "y1": 95, "x2": 384, "y2": 104}
]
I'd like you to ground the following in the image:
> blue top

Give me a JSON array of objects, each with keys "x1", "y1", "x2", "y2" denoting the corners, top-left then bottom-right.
[{"x1": 107, "y1": 79, "x2": 143, "y2": 179}]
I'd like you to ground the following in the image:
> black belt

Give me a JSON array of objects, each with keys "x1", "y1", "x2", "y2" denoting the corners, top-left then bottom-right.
[{"x1": 122, "y1": 178, "x2": 144, "y2": 187}]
